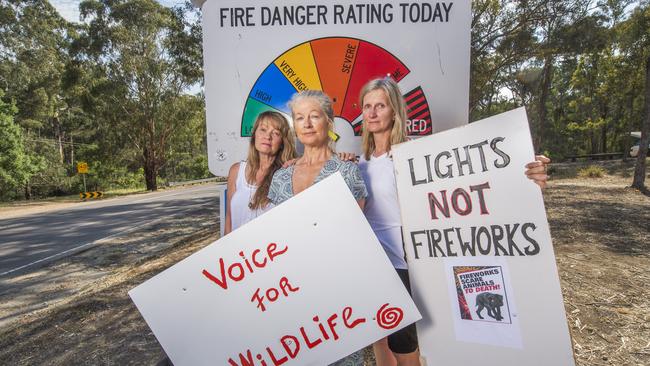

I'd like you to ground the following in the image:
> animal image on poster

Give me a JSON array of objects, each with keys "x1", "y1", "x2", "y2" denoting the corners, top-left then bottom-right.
[{"x1": 454, "y1": 266, "x2": 511, "y2": 324}]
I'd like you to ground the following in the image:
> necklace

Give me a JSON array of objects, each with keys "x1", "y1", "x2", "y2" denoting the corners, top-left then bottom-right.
[{"x1": 247, "y1": 162, "x2": 256, "y2": 209}]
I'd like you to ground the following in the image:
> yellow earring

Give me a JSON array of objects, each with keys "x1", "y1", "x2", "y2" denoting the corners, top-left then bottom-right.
[{"x1": 328, "y1": 130, "x2": 340, "y2": 142}]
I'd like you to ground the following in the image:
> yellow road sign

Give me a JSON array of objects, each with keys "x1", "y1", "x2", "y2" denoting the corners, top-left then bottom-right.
[
  {"x1": 77, "y1": 162, "x2": 89, "y2": 174},
  {"x1": 79, "y1": 191, "x2": 103, "y2": 199}
]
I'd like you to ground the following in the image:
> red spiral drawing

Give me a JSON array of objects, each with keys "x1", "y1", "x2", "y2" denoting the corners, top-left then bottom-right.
[{"x1": 376, "y1": 303, "x2": 404, "y2": 330}]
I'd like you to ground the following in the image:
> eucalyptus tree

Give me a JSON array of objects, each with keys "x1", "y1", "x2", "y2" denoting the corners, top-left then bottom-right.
[
  {"x1": 76, "y1": 0, "x2": 203, "y2": 191},
  {"x1": 470, "y1": 0, "x2": 540, "y2": 118},
  {"x1": 0, "y1": 91, "x2": 42, "y2": 199},
  {"x1": 618, "y1": 3, "x2": 650, "y2": 191},
  {"x1": 0, "y1": 0, "x2": 78, "y2": 198}
]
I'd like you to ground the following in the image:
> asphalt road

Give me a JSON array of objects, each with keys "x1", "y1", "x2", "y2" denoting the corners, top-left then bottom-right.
[{"x1": 0, "y1": 184, "x2": 222, "y2": 277}]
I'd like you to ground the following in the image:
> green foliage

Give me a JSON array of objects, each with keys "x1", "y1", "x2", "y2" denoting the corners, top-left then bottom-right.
[
  {"x1": 2, "y1": 0, "x2": 649, "y2": 199},
  {"x1": 74, "y1": 0, "x2": 205, "y2": 191},
  {"x1": 0, "y1": 0, "x2": 206, "y2": 201},
  {"x1": 578, "y1": 165, "x2": 607, "y2": 178},
  {"x1": 0, "y1": 92, "x2": 28, "y2": 198},
  {"x1": 470, "y1": 0, "x2": 649, "y2": 176}
]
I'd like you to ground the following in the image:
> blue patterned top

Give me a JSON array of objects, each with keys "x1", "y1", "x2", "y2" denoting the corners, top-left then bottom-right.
[{"x1": 268, "y1": 154, "x2": 368, "y2": 205}]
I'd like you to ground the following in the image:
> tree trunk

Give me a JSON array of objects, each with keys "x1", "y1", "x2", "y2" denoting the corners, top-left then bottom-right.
[
  {"x1": 53, "y1": 116, "x2": 64, "y2": 164},
  {"x1": 632, "y1": 55, "x2": 650, "y2": 191},
  {"x1": 70, "y1": 135, "x2": 75, "y2": 166},
  {"x1": 590, "y1": 130, "x2": 598, "y2": 154},
  {"x1": 622, "y1": 95, "x2": 633, "y2": 162},
  {"x1": 24, "y1": 180, "x2": 32, "y2": 200},
  {"x1": 536, "y1": 55, "x2": 553, "y2": 152},
  {"x1": 600, "y1": 103, "x2": 609, "y2": 152},
  {"x1": 144, "y1": 146, "x2": 158, "y2": 191}
]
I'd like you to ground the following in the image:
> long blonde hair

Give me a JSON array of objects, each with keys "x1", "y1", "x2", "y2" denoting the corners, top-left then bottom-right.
[
  {"x1": 247, "y1": 111, "x2": 297, "y2": 209},
  {"x1": 360, "y1": 78, "x2": 408, "y2": 160}
]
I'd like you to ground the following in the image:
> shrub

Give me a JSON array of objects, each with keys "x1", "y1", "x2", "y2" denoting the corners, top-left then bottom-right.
[{"x1": 577, "y1": 165, "x2": 606, "y2": 178}]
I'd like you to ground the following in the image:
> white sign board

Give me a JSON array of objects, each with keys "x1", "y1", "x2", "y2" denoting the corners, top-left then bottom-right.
[
  {"x1": 202, "y1": 0, "x2": 471, "y2": 175},
  {"x1": 391, "y1": 108, "x2": 575, "y2": 365},
  {"x1": 129, "y1": 173, "x2": 421, "y2": 365}
]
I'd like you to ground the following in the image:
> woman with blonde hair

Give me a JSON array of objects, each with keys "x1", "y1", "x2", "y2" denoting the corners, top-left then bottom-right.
[
  {"x1": 224, "y1": 111, "x2": 297, "y2": 235},
  {"x1": 358, "y1": 77, "x2": 550, "y2": 366}
]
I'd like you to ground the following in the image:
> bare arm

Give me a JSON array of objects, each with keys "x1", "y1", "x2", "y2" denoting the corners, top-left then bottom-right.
[
  {"x1": 357, "y1": 198, "x2": 365, "y2": 211},
  {"x1": 223, "y1": 162, "x2": 240, "y2": 236}
]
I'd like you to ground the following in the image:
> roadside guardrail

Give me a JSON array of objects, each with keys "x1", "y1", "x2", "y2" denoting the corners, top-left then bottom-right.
[{"x1": 166, "y1": 177, "x2": 225, "y2": 187}]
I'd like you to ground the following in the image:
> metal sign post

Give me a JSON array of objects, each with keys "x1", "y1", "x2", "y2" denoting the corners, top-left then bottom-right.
[{"x1": 77, "y1": 162, "x2": 89, "y2": 197}]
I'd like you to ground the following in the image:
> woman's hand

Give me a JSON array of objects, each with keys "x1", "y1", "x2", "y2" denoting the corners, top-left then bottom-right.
[
  {"x1": 525, "y1": 155, "x2": 551, "y2": 189},
  {"x1": 282, "y1": 158, "x2": 298, "y2": 168},
  {"x1": 338, "y1": 152, "x2": 358, "y2": 162}
]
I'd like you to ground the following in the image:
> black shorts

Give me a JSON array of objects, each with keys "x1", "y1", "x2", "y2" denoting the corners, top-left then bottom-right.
[{"x1": 387, "y1": 268, "x2": 419, "y2": 354}]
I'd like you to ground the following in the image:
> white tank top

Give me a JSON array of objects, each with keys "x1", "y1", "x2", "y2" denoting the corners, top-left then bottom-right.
[
  {"x1": 230, "y1": 161, "x2": 274, "y2": 231},
  {"x1": 359, "y1": 153, "x2": 408, "y2": 269}
]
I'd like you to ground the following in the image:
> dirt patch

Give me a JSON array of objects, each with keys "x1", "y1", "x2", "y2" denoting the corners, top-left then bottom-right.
[
  {"x1": 547, "y1": 175, "x2": 650, "y2": 365},
  {"x1": 0, "y1": 161, "x2": 649, "y2": 365}
]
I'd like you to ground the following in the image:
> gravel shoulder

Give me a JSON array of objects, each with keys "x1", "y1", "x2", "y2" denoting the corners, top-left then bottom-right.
[{"x1": 0, "y1": 198, "x2": 219, "y2": 365}]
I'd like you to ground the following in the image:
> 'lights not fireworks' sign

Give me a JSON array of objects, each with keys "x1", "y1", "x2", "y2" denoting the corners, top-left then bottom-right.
[{"x1": 392, "y1": 108, "x2": 575, "y2": 365}]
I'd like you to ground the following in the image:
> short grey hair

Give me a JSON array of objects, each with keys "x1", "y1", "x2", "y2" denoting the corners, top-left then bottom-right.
[{"x1": 288, "y1": 90, "x2": 335, "y2": 123}]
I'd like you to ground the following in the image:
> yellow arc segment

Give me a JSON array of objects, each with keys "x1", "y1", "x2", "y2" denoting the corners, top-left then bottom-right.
[{"x1": 273, "y1": 43, "x2": 323, "y2": 92}]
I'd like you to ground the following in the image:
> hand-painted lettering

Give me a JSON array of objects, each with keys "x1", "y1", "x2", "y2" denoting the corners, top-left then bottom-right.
[
  {"x1": 227, "y1": 306, "x2": 368, "y2": 365},
  {"x1": 202, "y1": 243, "x2": 289, "y2": 290},
  {"x1": 409, "y1": 222, "x2": 543, "y2": 259}
]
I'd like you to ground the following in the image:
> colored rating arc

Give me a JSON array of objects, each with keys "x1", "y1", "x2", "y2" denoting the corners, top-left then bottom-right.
[
  {"x1": 241, "y1": 37, "x2": 433, "y2": 138},
  {"x1": 79, "y1": 192, "x2": 104, "y2": 199}
]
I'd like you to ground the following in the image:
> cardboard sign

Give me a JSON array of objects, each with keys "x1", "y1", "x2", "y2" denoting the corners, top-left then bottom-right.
[
  {"x1": 391, "y1": 108, "x2": 575, "y2": 365},
  {"x1": 201, "y1": 0, "x2": 471, "y2": 175},
  {"x1": 129, "y1": 173, "x2": 421, "y2": 366}
]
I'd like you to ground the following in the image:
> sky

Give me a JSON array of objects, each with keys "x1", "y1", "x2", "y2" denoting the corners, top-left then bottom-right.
[{"x1": 49, "y1": 0, "x2": 188, "y2": 23}]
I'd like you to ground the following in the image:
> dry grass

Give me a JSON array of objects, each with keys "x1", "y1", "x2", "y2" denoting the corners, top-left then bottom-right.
[{"x1": 546, "y1": 161, "x2": 650, "y2": 366}]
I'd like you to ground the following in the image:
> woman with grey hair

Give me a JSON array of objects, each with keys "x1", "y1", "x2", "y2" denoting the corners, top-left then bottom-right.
[
  {"x1": 268, "y1": 90, "x2": 368, "y2": 366},
  {"x1": 268, "y1": 90, "x2": 367, "y2": 209}
]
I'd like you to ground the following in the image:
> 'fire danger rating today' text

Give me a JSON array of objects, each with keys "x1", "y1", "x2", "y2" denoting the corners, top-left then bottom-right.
[{"x1": 219, "y1": 3, "x2": 454, "y2": 28}]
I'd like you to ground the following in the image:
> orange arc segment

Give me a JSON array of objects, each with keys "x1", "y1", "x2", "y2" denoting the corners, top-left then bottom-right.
[{"x1": 310, "y1": 38, "x2": 360, "y2": 116}]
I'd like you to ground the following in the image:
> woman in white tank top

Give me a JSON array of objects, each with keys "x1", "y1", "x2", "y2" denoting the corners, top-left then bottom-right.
[
  {"x1": 357, "y1": 78, "x2": 551, "y2": 366},
  {"x1": 224, "y1": 111, "x2": 296, "y2": 234}
]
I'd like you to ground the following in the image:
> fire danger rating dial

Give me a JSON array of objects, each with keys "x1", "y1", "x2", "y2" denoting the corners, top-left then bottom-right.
[{"x1": 241, "y1": 37, "x2": 433, "y2": 138}]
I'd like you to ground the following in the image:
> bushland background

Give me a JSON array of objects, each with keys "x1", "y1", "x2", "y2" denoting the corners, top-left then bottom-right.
[{"x1": 1, "y1": 0, "x2": 650, "y2": 200}]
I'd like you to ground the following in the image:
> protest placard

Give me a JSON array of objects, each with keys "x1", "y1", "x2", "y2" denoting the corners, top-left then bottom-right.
[
  {"x1": 391, "y1": 108, "x2": 575, "y2": 365},
  {"x1": 129, "y1": 173, "x2": 421, "y2": 365}
]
